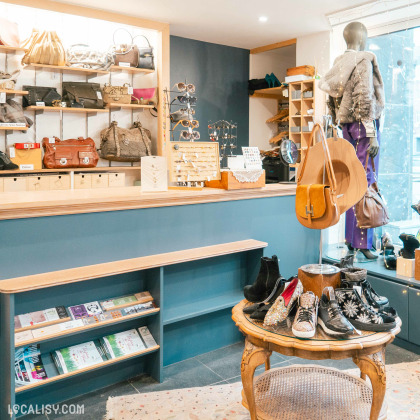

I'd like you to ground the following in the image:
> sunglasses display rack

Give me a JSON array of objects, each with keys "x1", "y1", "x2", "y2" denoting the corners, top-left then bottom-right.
[
  {"x1": 208, "y1": 120, "x2": 238, "y2": 168},
  {"x1": 167, "y1": 141, "x2": 221, "y2": 186}
]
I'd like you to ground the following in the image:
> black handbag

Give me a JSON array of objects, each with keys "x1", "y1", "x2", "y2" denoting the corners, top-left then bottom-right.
[
  {"x1": 22, "y1": 85, "x2": 61, "y2": 107},
  {"x1": 136, "y1": 35, "x2": 154, "y2": 70},
  {"x1": 62, "y1": 82, "x2": 104, "y2": 109}
]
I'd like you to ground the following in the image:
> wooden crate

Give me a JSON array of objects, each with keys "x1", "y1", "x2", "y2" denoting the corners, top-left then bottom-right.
[
  {"x1": 205, "y1": 170, "x2": 265, "y2": 190},
  {"x1": 27, "y1": 175, "x2": 50, "y2": 191},
  {"x1": 4, "y1": 177, "x2": 27, "y2": 192},
  {"x1": 49, "y1": 174, "x2": 71, "y2": 190},
  {"x1": 287, "y1": 65, "x2": 315, "y2": 77},
  {"x1": 74, "y1": 174, "x2": 92, "y2": 189},
  {"x1": 108, "y1": 172, "x2": 125, "y2": 187}
]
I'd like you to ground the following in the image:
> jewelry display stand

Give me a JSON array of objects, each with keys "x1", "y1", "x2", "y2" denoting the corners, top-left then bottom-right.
[{"x1": 208, "y1": 120, "x2": 237, "y2": 168}]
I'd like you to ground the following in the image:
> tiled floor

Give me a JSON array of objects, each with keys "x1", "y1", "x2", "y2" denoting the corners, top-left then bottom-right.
[{"x1": 22, "y1": 340, "x2": 420, "y2": 420}]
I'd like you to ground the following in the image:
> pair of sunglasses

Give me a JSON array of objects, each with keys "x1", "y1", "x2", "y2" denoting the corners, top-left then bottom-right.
[
  {"x1": 180, "y1": 130, "x2": 200, "y2": 140},
  {"x1": 173, "y1": 120, "x2": 199, "y2": 130},
  {"x1": 178, "y1": 95, "x2": 197, "y2": 105},
  {"x1": 180, "y1": 107, "x2": 195, "y2": 115},
  {"x1": 174, "y1": 82, "x2": 195, "y2": 93}
]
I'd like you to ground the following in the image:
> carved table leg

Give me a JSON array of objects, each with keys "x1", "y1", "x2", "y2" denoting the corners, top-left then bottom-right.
[
  {"x1": 353, "y1": 348, "x2": 386, "y2": 420},
  {"x1": 241, "y1": 338, "x2": 272, "y2": 420}
]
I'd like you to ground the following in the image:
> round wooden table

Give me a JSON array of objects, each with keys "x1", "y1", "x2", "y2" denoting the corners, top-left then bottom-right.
[{"x1": 232, "y1": 300, "x2": 401, "y2": 420}]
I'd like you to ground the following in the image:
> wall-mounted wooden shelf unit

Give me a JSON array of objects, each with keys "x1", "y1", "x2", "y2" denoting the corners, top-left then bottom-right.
[
  {"x1": 106, "y1": 103, "x2": 155, "y2": 110},
  {"x1": 250, "y1": 86, "x2": 287, "y2": 100},
  {"x1": 0, "y1": 126, "x2": 28, "y2": 131},
  {"x1": 25, "y1": 106, "x2": 108, "y2": 114},
  {"x1": 24, "y1": 63, "x2": 109, "y2": 76},
  {"x1": 110, "y1": 65, "x2": 154, "y2": 74},
  {"x1": 0, "y1": 45, "x2": 27, "y2": 53},
  {"x1": 0, "y1": 89, "x2": 28, "y2": 95}
]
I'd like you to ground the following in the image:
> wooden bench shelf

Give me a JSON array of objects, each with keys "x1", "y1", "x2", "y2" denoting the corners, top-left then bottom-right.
[
  {"x1": 0, "y1": 167, "x2": 140, "y2": 175},
  {"x1": 25, "y1": 106, "x2": 108, "y2": 114}
]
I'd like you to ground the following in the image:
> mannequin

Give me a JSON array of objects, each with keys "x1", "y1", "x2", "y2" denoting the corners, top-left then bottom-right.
[{"x1": 320, "y1": 22, "x2": 385, "y2": 260}]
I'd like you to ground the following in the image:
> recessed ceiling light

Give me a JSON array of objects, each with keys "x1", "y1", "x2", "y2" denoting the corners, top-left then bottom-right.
[{"x1": 259, "y1": 16, "x2": 268, "y2": 23}]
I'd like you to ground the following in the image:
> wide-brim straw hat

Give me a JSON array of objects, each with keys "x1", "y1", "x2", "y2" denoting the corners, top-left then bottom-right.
[{"x1": 298, "y1": 135, "x2": 368, "y2": 214}]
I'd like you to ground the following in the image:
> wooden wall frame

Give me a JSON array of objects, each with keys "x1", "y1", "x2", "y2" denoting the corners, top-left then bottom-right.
[
  {"x1": 0, "y1": 0, "x2": 170, "y2": 156},
  {"x1": 250, "y1": 38, "x2": 297, "y2": 55}
]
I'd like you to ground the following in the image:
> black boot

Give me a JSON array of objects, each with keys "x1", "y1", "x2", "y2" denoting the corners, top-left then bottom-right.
[
  {"x1": 399, "y1": 233, "x2": 419, "y2": 259},
  {"x1": 0, "y1": 151, "x2": 18, "y2": 170},
  {"x1": 244, "y1": 255, "x2": 281, "y2": 303}
]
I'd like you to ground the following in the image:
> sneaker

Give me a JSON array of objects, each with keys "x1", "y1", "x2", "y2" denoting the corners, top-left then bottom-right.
[
  {"x1": 335, "y1": 288, "x2": 396, "y2": 332},
  {"x1": 263, "y1": 278, "x2": 303, "y2": 327},
  {"x1": 318, "y1": 287, "x2": 354, "y2": 337},
  {"x1": 292, "y1": 291, "x2": 318, "y2": 338}
]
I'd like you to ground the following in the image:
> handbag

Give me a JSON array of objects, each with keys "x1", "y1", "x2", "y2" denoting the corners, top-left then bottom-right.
[
  {"x1": 0, "y1": 17, "x2": 20, "y2": 47},
  {"x1": 112, "y1": 29, "x2": 139, "y2": 68},
  {"x1": 23, "y1": 86, "x2": 62, "y2": 107},
  {"x1": 131, "y1": 88, "x2": 157, "y2": 106},
  {"x1": 355, "y1": 156, "x2": 389, "y2": 229},
  {"x1": 99, "y1": 121, "x2": 152, "y2": 162},
  {"x1": 62, "y1": 82, "x2": 104, "y2": 109},
  {"x1": 22, "y1": 30, "x2": 66, "y2": 66},
  {"x1": 102, "y1": 83, "x2": 132, "y2": 105},
  {"x1": 42, "y1": 137, "x2": 99, "y2": 169},
  {"x1": 0, "y1": 99, "x2": 33, "y2": 131},
  {"x1": 66, "y1": 44, "x2": 113, "y2": 70},
  {"x1": 136, "y1": 35, "x2": 154, "y2": 70},
  {"x1": 0, "y1": 70, "x2": 19, "y2": 90},
  {"x1": 295, "y1": 124, "x2": 340, "y2": 229}
]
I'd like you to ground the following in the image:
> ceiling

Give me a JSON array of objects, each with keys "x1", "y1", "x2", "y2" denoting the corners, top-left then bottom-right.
[{"x1": 52, "y1": 0, "x2": 374, "y2": 49}]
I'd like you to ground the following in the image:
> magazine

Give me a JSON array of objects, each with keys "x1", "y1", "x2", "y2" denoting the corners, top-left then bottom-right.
[
  {"x1": 52, "y1": 341, "x2": 107, "y2": 374},
  {"x1": 15, "y1": 306, "x2": 69, "y2": 330},
  {"x1": 100, "y1": 292, "x2": 152, "y2": 311},
  {"x1": 15, "y1": 345, "x2": 48, "y2": 387},
  {"x1": 68, "y1": 301, "x2": 103, "y2": 320},
  {"x1": 100, "y1": 329, "x2": 145, "y2": 359},
  {"x1": 138, "y1": 326, "x2": 158, "y2": 348},
  {"x1": 120, "y1": 302, "x2": 154, "y2": 316}
]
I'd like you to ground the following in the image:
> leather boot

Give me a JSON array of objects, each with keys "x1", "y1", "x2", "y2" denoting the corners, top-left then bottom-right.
[{"x1": 244, "y1": 255, "x2": 281, "y2": 303}]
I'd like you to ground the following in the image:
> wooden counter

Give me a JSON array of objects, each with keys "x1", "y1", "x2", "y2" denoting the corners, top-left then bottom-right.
[{"x1": 0, "y1": 184, "x2": 296, "y2": 220}]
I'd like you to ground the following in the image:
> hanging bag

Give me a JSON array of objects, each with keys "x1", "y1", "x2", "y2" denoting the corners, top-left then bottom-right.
[
  {"x1": 295, "y1": 123, "x2": 340, "y2": 229},
  {"x1": 22, "y1": 30, "x2": 66, "y2": 66},
  {"x1": 355, "y1": 156, "x2": 389, "y2": 229}
]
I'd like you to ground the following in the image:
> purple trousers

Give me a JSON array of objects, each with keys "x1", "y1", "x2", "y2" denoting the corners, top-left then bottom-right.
[{"x1": 342, "y1": 121, "x2": 380, "y2": 250}]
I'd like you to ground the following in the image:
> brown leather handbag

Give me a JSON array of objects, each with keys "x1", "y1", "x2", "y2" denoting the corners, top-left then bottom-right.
[
  {"x1": 355, "y1": 156, "x2": 389, "y2": 229},
  {"x1": 42, "y1": 137, "x2": 99, "y2": 169},
  {"x1": 295, "y1": 124, "x2": 340, "y2": 229}
]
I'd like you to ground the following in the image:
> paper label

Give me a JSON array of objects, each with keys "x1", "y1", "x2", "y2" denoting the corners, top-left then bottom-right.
[
  {"x1": 127, "y1": 86, "x2": 133, "y2": 95},
  {"x1": 36, "y1": 101, "x2": 45, "y2": 107},
  {"x1": 96, "y1": 91, "x2": 102, "y2": 99},
  {"x1": 0, "y1": 92, "x2": 6, "y2": 103},
  {"x1": 9, "y1": 147, "x2": 15, "y2": 158},
  {"x1": 20, "y1": 164, "x2": 34, "y2": 170},
  {"x1": 118, "y1": 62, "x2": 130, "y2": 68},
  {"x1": 49, "y1": 137, "x2": 55, "y2": 144}
]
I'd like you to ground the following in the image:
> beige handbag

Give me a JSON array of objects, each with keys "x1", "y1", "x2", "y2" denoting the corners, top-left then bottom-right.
[
  {"x1": 102, "y1": 83, "x2": 132, "y2": 105},
  {"x1": 22, "y1": 30, "x2": 66, "y2": 66}
]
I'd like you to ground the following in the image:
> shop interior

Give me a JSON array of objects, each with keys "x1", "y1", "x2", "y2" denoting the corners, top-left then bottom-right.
[{"x1": 0, "y1": 0, "x2": 419, "y2": 419}]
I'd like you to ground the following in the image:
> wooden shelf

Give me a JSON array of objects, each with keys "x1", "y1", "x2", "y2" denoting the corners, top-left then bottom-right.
[
  {"x1": 0, "y1": 240, "x2": 267, "y2": 293},
  {"x1": 0, "y1": 167, "x2": 141, "y2": 175},
  {"x1": 0, "y1": 45, "x2": 27, "y2": 53},
  {"x1": 15, "y1": 307, "x2": 160, "y2": 347},
  {"x1": 163, "y1": 291, "x2": 243, "y2": 325},
  {"x1": 106, "y1": 103, "x2": 155, "y2": 110},
  {"x1": 15, "y1": 345, "x2": 160, "y2": 393},
  {"x1": 0, "y1": 89, "x2": 28, "y2": 95},
  {"x1": 25, "y1": 106, "x2": 108, "y2": 114},
  {"x1": 250, "y1": 87, "x2": 286, "y2": 100},
  {"x1": 110, "y1": 65, "x2": 154, "y2": 74},
  {"x1": 0, "y1": 126, "x2": 28, "y2": 131},
  {"x1": 24, "y1": 63, "x2": 109, "y2": 75}
]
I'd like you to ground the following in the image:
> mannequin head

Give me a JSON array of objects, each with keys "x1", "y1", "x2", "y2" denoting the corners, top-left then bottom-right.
[{"x1": 343, "y1": 22, "x2": 368, "y2": 51}]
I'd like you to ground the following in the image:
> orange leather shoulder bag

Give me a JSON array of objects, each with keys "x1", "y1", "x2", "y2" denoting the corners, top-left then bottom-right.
[{"x1": 295, "y1": 123, "x2": 340, "y2": 229}]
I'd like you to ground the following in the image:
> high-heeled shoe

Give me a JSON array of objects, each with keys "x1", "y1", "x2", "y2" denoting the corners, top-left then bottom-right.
[
  {"x1": 263, "y1": 277, "x2": 303, "y2": 326},
  {"x1": 265, "y1": 74, "x2": 273, "y2": 88},
  {"x1": 270, "y1": 73, "x2": 281, "y2": 87}
]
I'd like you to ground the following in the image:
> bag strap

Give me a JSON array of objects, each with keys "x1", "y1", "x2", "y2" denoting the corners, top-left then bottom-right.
[
  {"x1": 113, "y1": 28, "x2": 134, "y2": 45},
  {"x1": 132, "y1": 34, "x2": 152, "y2": 49},
  {"x1": 364, "y1": 154, "x2": 379, "y2": 191},
  {"x1": 297, "y1": 123, "x2": 337, "y2": 194}
]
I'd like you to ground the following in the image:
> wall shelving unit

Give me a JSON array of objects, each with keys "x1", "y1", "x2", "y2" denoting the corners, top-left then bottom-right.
[{"x1": 0, "y1": 239, "x2": 266, "y2": 418}]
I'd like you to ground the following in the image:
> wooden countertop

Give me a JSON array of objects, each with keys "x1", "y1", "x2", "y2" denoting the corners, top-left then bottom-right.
[{"x1": 0, "y1": 184, "x2": 296, "y2": 221}]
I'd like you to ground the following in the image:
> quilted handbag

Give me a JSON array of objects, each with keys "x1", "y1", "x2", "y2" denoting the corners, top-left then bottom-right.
[
  {"x1": 99, "y1": 121, "x2": 152, "y2": 162},
  {"x1": 131, "y1": 88, "x2": 157, "y2": 106},
  {"x1": 295, "y1": 123, "x2": 340, "y2": 230},
  {"x1": 102, "y1": 83, "x2": 132, "y2": 105},
  {"x1": 42, "y1": 137, "x2": 99, "y2": 169},
  {"x1": 62, "y1": 81, "x2": 104, "y2": 109},
  {"x1": 355, "y1": 156, "x2": 389, "y2": 229},
  {"x1": 22, "y1": 30, "x2": 66, "y2": 66},
  {"x1": 66, "y1": 44, "x2": 113, "y2": 70},
  {"x1": 23, "y1": 86, "x2": 61, "y2": 107}
]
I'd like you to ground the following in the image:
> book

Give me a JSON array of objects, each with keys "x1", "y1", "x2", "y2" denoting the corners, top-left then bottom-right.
[
  {"x1": 82, "y1": 310, "x2": 123, "y2": 325},
  {"x1": 100, "y1": 329, "x2": 145, "y2": 359},
  {"x1": 15, "y1": 306, "x2": 69, "y2": 331},
  {"x1": 15, "y1": 345, "x2": 48, "y2": 387},
  {"x1": 32, "y1": 319, "x2": 84, "y2": 339},
  {"x1": 68, "y1": 301, "x2": 102, "y2": 320},
  {"x1": 100, "y1": 291, "x2": 152, "y2": 311},
  {"x1": 52, "y1": 341, "x2": 107, "y2": 374},
  {"x1": 120, "y1": 301, "x2": 154, "y2": 316},
  {"x1": 138, "y1": 326, "x2": 158, "y2": 348}
]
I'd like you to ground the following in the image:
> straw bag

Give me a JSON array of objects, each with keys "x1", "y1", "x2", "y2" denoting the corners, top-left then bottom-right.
[
  {"x1": 102, "y1": 83, "x2": 132, "y2": 105},
  {"x1": 355, "y1": 156, "x2": 389, "y2": 229},
  {"x1": 22, "y1": 30, "x2": 66, "y2": 66},
  {"x1": 295, "y1": 124, "x2": 340, "y2": 229}
]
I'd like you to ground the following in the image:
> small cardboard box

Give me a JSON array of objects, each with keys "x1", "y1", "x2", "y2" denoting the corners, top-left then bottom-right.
[
  {"x1": 10, "y1": 145, "x2": 42, "y2": 170},
  {"x1": 27, "y1": 175, "x2": 50, "y2": 191},
  {"x1": 91, "y1": 173, "x2": 108, "y2": 188},
  {"x1": 108, "y1": 172, "x2": 125, "y2": 187},
  {"x1": 397, "y1": 256, "x2": 415, "y2": 278},
  {"x1": 49, "y1": 174, "x2": 70, "y2": 190},
  {"x1": 4, "y1": 176, "x2": 27, "y2": 192},
  {"x1": 74, "y1": 174, "x2": 92, "y2": 189}
]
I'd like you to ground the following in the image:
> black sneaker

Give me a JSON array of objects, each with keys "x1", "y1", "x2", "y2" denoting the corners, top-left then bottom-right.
[
  {"x1": 335, "y1": 288, "x2": 396, "y2": 332},
  {"x1": 318, "y1": 287, "x2": 354, "y2": 337}
]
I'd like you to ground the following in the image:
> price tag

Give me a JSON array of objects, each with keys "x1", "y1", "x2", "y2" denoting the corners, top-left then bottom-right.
[
  {"x1": 127, "y1": 86, "x2": 133, "y2": 95},
  {"x1": 118, "y1": 62, "x2": 130, "y2": 68},
  {"x1": 9, "y1": 147, "x2": 15, "y2": 158},
  {"x1": 49, "y1": 137, "x2": 56, "y2": 144},
  {"x1": 96, "y1": 91, "x2": 102, "y2": 99},
  {"x1": 0, "y1": 92, "x2": 6, "y2": 103},
  {"x1": 20, "y1": 164, "x2": 34, "y2": 170},
  {"x1": 36, "y1": 101, "x2": 45, "y2": 106}
]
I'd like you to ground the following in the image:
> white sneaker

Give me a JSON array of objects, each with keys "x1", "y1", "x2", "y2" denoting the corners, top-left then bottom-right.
[{"x1": 292, "y1": 291, "x2": 318, "y2": 338}]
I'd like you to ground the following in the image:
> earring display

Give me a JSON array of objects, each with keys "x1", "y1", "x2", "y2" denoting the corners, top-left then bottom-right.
[
  {"x1": 141, "y1": 156, "x2": 168, "y2": 192},
  {"x1": 208, "y1": 120, "x2": 237, "y2": 168}
]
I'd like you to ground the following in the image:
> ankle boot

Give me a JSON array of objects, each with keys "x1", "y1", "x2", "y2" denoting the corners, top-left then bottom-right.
[
  {"x1": 244, "y1": 255, "x2": 281, "y2": 303},
  {"x1": 399, "y1": 233, "x2": 419, "y2": 259},
  {"x1": 0, "y1": 151, "x2": 18, "y2": 170}
]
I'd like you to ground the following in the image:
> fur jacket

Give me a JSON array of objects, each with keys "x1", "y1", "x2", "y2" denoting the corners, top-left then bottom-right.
[{"x1": 319, "y1": 51, "x2": 385, "y2": 124}]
